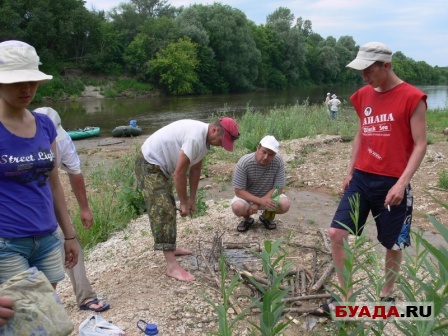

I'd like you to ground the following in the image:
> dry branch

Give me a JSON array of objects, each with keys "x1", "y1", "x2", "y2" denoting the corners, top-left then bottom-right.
[
  {"x1": 281, "y1": 293, "x2": 332, "y2": 302},
  {"x1": 288, "y1": 242, "x2": 331, "y2": 255},
  {"x1": 310, "y1": 263, "x2": 334, "y2": 293},
  {"x1": 239, "y1": 270, "x2": 290, "y2": 291},
  {"x1": 319, "y1": 229, "x2": 331, "y2": 253}
]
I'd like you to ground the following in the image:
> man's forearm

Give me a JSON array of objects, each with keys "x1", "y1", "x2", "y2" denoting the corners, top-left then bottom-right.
[{"x1": 68, "y1": 173, "x2": 90, "y2": 211}]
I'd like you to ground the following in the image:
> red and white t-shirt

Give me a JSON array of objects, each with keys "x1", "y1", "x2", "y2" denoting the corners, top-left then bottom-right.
[{"x1": 351, "y1": 82, "x2": 427, "y2": 178}]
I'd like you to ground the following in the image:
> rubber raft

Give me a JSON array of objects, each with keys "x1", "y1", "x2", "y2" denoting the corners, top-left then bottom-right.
[
  {"x1": 68, "y1": 127, "x2": 100, "y2": 140},
  {"x1": 112, "y1": 125, "x2": 142, "y2": 137}
]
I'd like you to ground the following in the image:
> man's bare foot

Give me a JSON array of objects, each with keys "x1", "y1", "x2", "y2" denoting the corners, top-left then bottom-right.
[
  {"x1": 166, "y1": 265, "x2": 195, "y2": 281},
  {"x1": 174, "y1": 248, "x2": 192, "y2": 256}
]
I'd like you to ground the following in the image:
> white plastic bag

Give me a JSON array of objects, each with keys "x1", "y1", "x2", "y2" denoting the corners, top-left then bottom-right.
[{"x1": 79, "y1": 314, "x2": 126, "y2": 336}]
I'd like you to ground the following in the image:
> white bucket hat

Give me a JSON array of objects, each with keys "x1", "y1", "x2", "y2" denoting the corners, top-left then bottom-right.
[
  {"x1": 0, "y1": 40, "x2": 53, "y2": 84},
  {"x1": 260, "y1": 135, "x2": 280, "y2": 153},
  {"x1": 346, "y1": 42, "x2": 393, "y2": 70},
  {"x1": 34, "y1": 107, "x2": 68, "y2": 142}
]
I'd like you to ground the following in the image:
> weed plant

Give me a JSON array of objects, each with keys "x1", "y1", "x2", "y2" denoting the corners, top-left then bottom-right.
[
  {"x1": 437, "y1": 169, "x2": 448, "y2": 189},
  {"x1": 320, "y1": 195, "x2": 448, "y2": 335},
  {"x1": 246, "y1": 239, "x2": 294, "y2": 335},
  {"x1": 199, "y1": 255, "x2": 251, "y2": 335}
]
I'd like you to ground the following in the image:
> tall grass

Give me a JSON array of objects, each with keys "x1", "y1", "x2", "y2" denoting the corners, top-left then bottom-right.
[
  {"x1": 236, "y1": 103, "x2": 358, "y2": 152},
  {"x1": 72, "y1": 152, "x2": 144, "y2": 249}
]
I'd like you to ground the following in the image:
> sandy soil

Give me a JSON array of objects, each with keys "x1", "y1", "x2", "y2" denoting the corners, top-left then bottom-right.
[{"x1": 56, "y1": 135, "x2": 448, "y2": 335}]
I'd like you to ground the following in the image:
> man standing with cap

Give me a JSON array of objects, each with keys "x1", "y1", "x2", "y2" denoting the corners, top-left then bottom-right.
[
  {"x1": 135, "y1": 118, "x2": 239, "y2": 281},
  {"x1": 328, "y1": 94, "x2": 341, "y2": 119},
  {"x1": 325, "y1": 92, "x2": 331, "y2": 117},
  {"x1": 232, "y1": 135, "x2": 290, "y2": 232},
  {"x1": 312, "y1": 42, "x2": 427, "y2": 316},
  {"x1": 35, "y1": 107, "x2": 110, "y2": 312}
]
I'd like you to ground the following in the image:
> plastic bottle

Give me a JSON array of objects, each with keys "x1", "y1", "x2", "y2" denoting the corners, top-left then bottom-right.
[
  {"x1": 137, "y1": 320, "x2": 158, "y2": 335},
  {"x1": 263, "y1": 185, "x2": 280, "y2": 221}
]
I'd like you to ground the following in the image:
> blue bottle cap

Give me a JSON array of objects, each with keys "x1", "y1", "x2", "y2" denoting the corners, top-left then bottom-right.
[{"x1": 146, "y1": 323, "x2": 158, "y2": 335}]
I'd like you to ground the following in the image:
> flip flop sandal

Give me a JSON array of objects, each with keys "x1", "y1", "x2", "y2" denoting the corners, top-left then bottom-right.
[
  {"x1": 80, "y1": 298, "x2": 111, "y2": 312},
  {"x1": 380, "y1": 296, "x2": 396, "y2": 303},
  {"x1": 259, "y1": 215, "x2": 277, "y2": 230},
  {"x1": 310, "y1": 298, "x2": 339, "y2": 317},
  {"x1": 237, "y1": 217, "x2": 254, "y2": 232}
]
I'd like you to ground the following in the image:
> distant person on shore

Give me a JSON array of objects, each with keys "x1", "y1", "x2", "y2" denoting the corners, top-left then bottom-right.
[
  {"x1": 35, "y1": 107, "x2": 110, "y2": 313},
  {"x1": 328, "y1": 94, "x2": 341, "y2": 119},
  {"x1": 312, "y1": 41, "x2": 427, "y2": 316},
  {"x1": 135, "y1": 118, "x2": 240, "y2": 281},
  {"x1": 0, "y1": 40, "x2": 78, "y2": 289},
  {"x1": 324, "y1": 92, "x2": 331, "y2": 117},
  {"x1": 232, "y1": 135, "x2": 290, "y2": 232}
]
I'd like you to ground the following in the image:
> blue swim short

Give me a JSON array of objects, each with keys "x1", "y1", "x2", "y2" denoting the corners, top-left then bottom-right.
[
  {"x1": 0, "y1": 230, "x2": 64, "y2": 284},
  {"x1": 331, "y1": 169, "x2": 413, "y2": 250}
]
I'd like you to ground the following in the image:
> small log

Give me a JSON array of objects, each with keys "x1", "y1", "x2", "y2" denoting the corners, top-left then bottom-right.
[
  {"x1": 301, "y1": 270, "x2": 306, "y2": 294},
  {"x1": 319, "y1": 229, "x2": 331, "y2": 253},
  {"x1": 311, "y1": 250, "x2": 317, "y2": 285},
  {"x1": 223, "y1": 242, "x2": 261, "y2": 252},
  {"x1": 288, "y1": 242, "x2": 331, "y2": 255},
  {"x1": 281, "y1": 293, "x2": 332, "y2": 302},
  {"x1": 310, "y1": 263, "x2": 334, "y2": 293},
  {"x1": 240, "y1": 270, "x2": 290, "y2": 291}
]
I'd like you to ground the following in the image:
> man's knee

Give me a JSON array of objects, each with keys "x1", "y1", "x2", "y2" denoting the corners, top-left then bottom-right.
[
  {"x1": 231, "y1": 201, "x2": 249, "y2": 216},
  {"x1": 277, "y1": 198, "x2": 290, "y2": 214},
  {"x1": 329, "y1": 227, "x2": 349, "y2": 245}
]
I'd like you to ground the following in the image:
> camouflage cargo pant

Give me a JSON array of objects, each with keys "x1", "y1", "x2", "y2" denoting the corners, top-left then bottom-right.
[{"x1": 135, "y1": 152, "x2": 177, "y2": 251}]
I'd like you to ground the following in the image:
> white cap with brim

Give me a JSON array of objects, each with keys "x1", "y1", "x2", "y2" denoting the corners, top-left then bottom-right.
[
  {"x1": 34, "y1": 107, "x2": 68, "y2": 142},
  {"x1": 346, "y1": 42, "x2": 393, "y2": 70},
  {"x1": 260, "y1": 135, "x2": 280, "y2": 154},
  {"x1": 0, "y1": 40, "x2": 53, "y2": 84}
]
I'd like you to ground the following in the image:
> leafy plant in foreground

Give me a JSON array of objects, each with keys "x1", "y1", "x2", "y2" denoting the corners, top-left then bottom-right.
[{"x1": 245, "y1": 239, "x2": 294, "y2": 335}]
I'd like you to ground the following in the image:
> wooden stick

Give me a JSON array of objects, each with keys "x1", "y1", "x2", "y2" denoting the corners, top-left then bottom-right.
[
  {"x1": 240, "y1": 270, "x2": 290, "y2": 291},
  {"x1": 319, "y1": 229, "x2": 331, "y2": 253},
  {"x1": 288, "y1": 242, "x2": 331, "y2": 255},
  {"x1": 281, "y1": 293, "x2": 332, "y2": 302},
  {"x1": 301, "y1": 270, "x2": 306, "y2": 294},
  {"x1": 287, "y1": 315, "x2": 300, "y2": 325},
  {"x1": 311, "y1": 250, "x2": 317, "y2": 285},
  {"x1": 199, "y1": 250, "x2": 242, "y2": 314},
  {"x1": 251, "y1": 307, "x2": 314, "y2": 314},
  {"x1": 223, "y1": 243, "x2": 261, "y2": 252},
  {"x1": 310, "y1": 263, "x2": 334, "y2": 293}
]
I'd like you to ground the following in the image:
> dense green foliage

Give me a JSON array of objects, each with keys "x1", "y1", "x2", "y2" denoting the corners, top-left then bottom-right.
[{"x1": 2, "y1": 0, "x2": 446, "y2": 96}]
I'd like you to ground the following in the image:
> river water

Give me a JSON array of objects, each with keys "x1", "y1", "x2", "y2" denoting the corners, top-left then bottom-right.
[{"x1": 31, "y1": 85, "x2": 448, "y2": 137}]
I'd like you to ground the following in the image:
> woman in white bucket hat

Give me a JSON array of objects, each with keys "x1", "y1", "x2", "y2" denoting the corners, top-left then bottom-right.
[{"x1": 0, "y1": 41, "x2": 78, "y2": 291}]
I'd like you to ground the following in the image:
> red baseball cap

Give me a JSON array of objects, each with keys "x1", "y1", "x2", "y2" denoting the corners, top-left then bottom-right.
[{"x1": 220, "y1": 117, "x2": 239, "y2": 152}]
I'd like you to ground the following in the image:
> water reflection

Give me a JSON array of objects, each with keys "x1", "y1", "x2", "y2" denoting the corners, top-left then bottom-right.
[{"x1": 31, "y1": 85, "x2": 447, "y2": 137}]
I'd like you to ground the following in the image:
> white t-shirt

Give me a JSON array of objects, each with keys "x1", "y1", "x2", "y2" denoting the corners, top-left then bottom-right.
[
  {"x1": 57, "y1": 132, "x2": 81, "y2": 174},
  {"x1": 141, "y1": 120, "x2": 210, "y2": 177},
  {"x1": 328, "y1": 98, "x2": 341, "y2": 112}
]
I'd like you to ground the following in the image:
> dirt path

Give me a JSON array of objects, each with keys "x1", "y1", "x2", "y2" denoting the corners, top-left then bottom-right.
[{"x1": 58, "y1": 135, "x2": 448, "y2": 335}]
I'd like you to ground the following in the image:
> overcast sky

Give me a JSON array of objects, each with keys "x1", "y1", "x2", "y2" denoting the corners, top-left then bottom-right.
[{"x1": 84, "y1": 0, "x2": 447, "y2": 67}]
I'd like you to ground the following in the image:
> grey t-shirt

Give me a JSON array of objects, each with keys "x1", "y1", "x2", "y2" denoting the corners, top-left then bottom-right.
[{"x1": 232, "y1": 153, "x2": 285, "y2": 197}]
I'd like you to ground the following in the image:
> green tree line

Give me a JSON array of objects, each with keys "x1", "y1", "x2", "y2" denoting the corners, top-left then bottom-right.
[{"x1": 1, "y1": 0, "x2": 447, "y2": 95}]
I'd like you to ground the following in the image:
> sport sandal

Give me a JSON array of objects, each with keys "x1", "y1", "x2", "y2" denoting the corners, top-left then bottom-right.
[
  {"x1": 310, "y1": 297, "x2": 339, "y2": 317},
  {"x1": 259, "y1": 214, "x2": 277, "y2": 230},
  {"x1": 237, "y1": 217, "x2": 254, "y2": 232}
]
